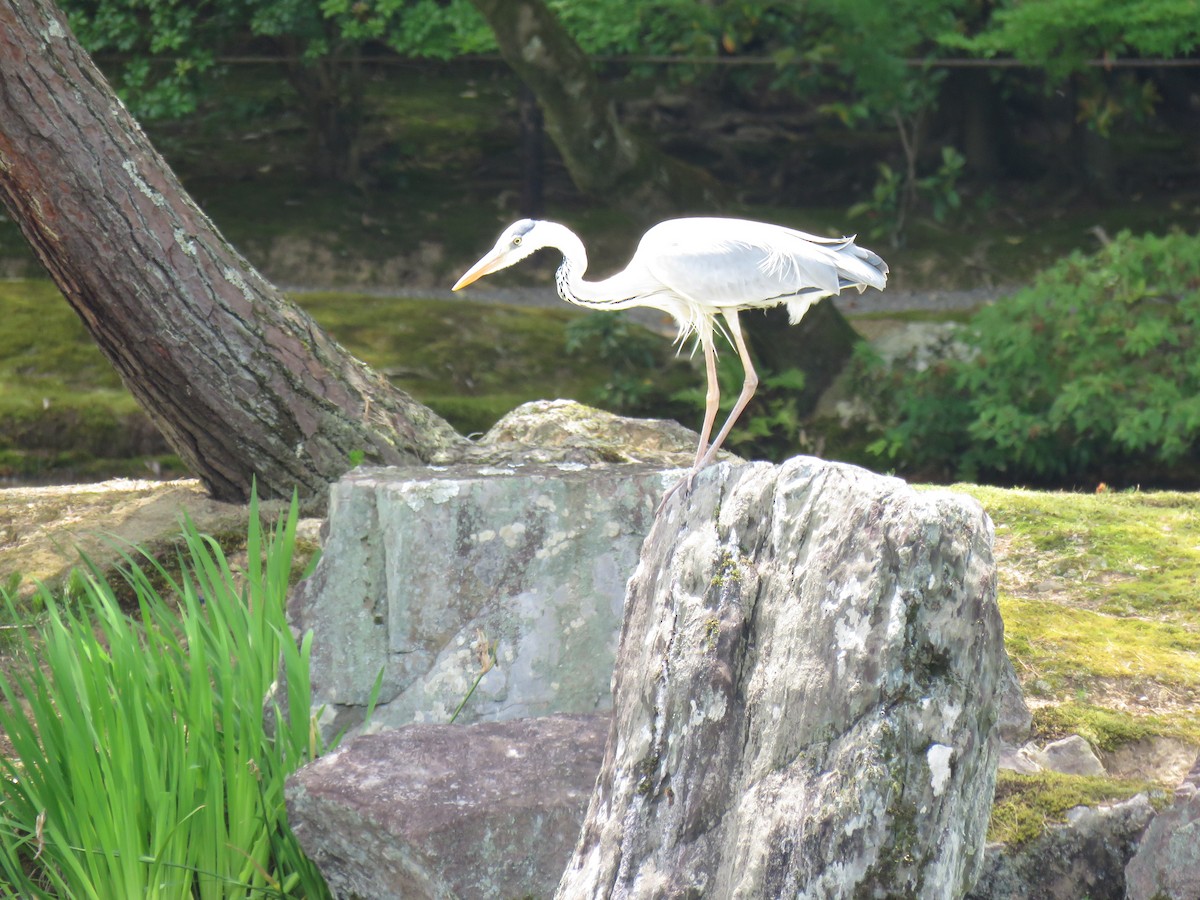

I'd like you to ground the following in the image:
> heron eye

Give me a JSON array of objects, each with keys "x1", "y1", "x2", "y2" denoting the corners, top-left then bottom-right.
[{"x1": 513, "y1": 236, "x2": 523, "y2": 246}]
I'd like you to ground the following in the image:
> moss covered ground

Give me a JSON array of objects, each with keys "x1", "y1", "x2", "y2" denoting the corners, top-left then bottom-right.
[
  {"x1": 951, "y1": 485, "x2": 1200, "y2": 843},
  {"x1": 959, "y1": 485, "x2": 1200, "y2": 713},
  {"x1": 0, "y1": 280, "x2": 179, "y2": 482}
]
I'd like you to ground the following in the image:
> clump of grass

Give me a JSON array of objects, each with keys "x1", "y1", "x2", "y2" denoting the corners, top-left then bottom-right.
[
  {"x1": 0, "y1": 493, "x2": 331, "y2": 898},
  {"x1": 1033, "y1": 702, "x2": 1200, "y2": 751},
  {"x1": 988, "y1": 770, "x2": 1163, "y2": 846}
]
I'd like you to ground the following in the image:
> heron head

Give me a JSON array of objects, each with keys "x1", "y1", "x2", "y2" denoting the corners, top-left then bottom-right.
[{"x1": 452, "y1": 219, "x2": 545, "y2": 291}]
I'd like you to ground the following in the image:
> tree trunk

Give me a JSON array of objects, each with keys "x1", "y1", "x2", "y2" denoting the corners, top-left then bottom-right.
[
  {"x1": 468, "y1": 0, "x2": 721, "y2": 213},
  {"x1": 943, "y1": 68, "x2": 1014, "y2": 179},
  {"x1": 0, "y1": 0, "x2": 466, "y2": 503},
  {"x1": 280, "y1": 38, "x2": 366, "y2": 184},
  {"x1": 744, "y1": 299, "x2": 862, "y2": 417}
]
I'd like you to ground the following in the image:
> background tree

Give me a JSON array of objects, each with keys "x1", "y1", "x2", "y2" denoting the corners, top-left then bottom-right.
[
  {"x1": 467, "y1": 0, "x2": 719, "y2": 212},
  {"x1": 0, "y1": 0, "x2": 465, "y2": 502},
  {"x1": 941, "y1": 0, "x2": 1200, "y2": 191},
  {"x1": 63, "y1": 0, "x2": 489, "y2": 182}
]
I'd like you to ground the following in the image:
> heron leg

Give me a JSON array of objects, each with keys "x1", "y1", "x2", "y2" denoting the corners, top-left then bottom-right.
[
  {"x1": 692, "y1": 320, "x2": 721, "y2": 471},
  {"x1": 697, "y1": 310, "x2": 758, "y2": 470},
  {"x1": 657, "y1": 322, "x2": 720, "y2": 514}
]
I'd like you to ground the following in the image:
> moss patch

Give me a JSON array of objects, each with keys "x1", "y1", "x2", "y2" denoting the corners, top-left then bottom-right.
[
  {"x1": 988, "y1": 769, "x2": 1163, "y2": 846},
  {"x1": 293, "y1": 291, "x2": 692, "y2": 435},
  {"x1": 1000, "y1": 596, "x2": 1200, "y2": 700},
  {"x1": 1032, "y1": 702, "x2": 1200, "y2": 750},
  {"x1": 0, "y1": 280, "x2": 180, "y2": 480},
  {"x1": 958, "y1": 485, "x2": 1200, "y2": 620}
]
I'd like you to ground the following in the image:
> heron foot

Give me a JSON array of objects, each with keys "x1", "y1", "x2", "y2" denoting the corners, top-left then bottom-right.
[{"x1": 656, "y1": 468, "x2": 699, "y2": 516}]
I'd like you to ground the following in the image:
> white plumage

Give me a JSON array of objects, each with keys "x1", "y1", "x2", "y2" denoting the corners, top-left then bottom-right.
[{"x1": 453, "y1": 216, "x2": 888, "y2": 505}]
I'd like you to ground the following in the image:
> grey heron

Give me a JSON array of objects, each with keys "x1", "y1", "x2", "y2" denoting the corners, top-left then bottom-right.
[{"x1": 452, "y1": 216, "x2": 888, "y2": 502}]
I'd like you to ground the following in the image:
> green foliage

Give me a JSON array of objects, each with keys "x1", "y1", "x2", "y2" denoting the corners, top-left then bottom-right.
[
  {"x1": 67, "y1": 0, "x2": 483, "y2": 120},
  {"x1": 806, "y1": 0, "x2": 964, "y2": 119},
  {"x1": 320, "y1": 0, "x2": 491, "y2": 57},
  {"x1": 921, "y1": 147, "x2": 965, "y2": 224},
  {"x1": 849, "y1": 146, "x2": 965, "y2": 242},
  {"x1": 941, "y1": 0, "x2": 1200, "y2": 134},
  {"x1": 564, "y1": 312, "x2": 677, "y2": 413},
  {"x1": 944, "y1": 0, "x2": 1200, "y2": 81},
  {"x1": 849, "y1": 163, "x2": 904, "y2": 239},
  {"x1": 65, "y1": 0, "x2": 227, "y2": 118},
  {"x1": 867, "y1": 231, "x2": 1200, "y2": 484},
  {"x1": 0, "y1": 495, "x2": 332, "y2": 898},
  {"x1": 550, "y1": 0, "x2": 709, "y2": 55}
]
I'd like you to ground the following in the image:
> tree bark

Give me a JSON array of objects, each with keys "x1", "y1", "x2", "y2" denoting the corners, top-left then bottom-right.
[
  {"x1": 469, "y1": 0, "x2": 721, "y2": 213},
  {"x1": 0, "y1": 0, "x2": 466, "y2": 503}
]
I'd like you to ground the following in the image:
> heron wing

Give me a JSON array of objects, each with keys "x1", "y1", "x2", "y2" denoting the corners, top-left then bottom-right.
[{"x1": 638, "y1": 217, "x2": 887, "y2": 313}]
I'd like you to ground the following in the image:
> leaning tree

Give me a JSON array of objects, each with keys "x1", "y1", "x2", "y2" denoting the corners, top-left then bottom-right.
[{"x1": 0, "y1": 0, "x2": 466, "y2": 503}]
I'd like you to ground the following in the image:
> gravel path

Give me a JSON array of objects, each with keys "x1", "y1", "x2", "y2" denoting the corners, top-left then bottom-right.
[{"x1": 831, "y1": 285, "x2": 1010, "y2": 315}]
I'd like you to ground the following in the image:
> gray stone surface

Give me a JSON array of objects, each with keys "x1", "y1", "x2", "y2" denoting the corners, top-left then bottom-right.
[
  {"x1": 997, "y1": 743, "x2": 1043, "y2": 776},
  {"x1": 1101, "y1": 736, "x2": 1199, "y2": 786},
  {"x1": 996, "y1": 655, "x2": 1032, "y2": 746},
  {"x1": 969, "y1": 794, "x2": 1155, "y2": 900},
  {"x1": 288, "y1": 462, "x2": 673, "y2": 739},
  {"x1": 557, "y1": 457, "x2": 1003, "y2": 899},
  {"x1": 286, "y1": 714, "x2": 608, "y2": 900},
  {"x1": 1125, "y1": 752, "x2": 1200, "y2": 900},
  {"x1": 1028, "y1": 735, "x2": 1106, "y2": 777}
]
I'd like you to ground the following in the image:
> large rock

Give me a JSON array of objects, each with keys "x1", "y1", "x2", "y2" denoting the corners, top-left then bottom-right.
[
  {"x1": 1102, "y1": 736, "x2": 1199, "y2": 785},
  {"x1": 288, "y1": 462, "x2": 673, "y2": 739},
  {"x1": 0, "y1": 477, "x2": 305, "y2": 594},
  {"x1": 286, "y1": 714, "x2": 608, "y2": 900},
  {"x1": 558, "y1": 457, "x2": 1003, "y2": 898},
  {"x1": 1125, "y1": 752, "x2": 1200, "y2": 900},
  {"x1": 995, "y1": 655, "x2": 1032, "y2": 746},
  {"x1": 476, "y1": 398, "x2": 711, "y2": 467},
  {"x1": 969, "y1": 794, "x2": 1156, "y2": 900}
]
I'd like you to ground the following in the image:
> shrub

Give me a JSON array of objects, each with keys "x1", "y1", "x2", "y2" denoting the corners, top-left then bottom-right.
[
  {"x1": 868, "y1": 230, "x2": 1200, "y2": 485},
  {"x1": 0, "y1": 495, "x2": 333, "y2": 898}
]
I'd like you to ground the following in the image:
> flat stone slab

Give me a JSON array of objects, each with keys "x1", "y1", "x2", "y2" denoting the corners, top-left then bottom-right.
[
  {"x1": 286, "y1": 713, "x2": 608, "y2": 900},
  {"x1": 289, "y1": 462, "x2": 674, "y2": 739}
]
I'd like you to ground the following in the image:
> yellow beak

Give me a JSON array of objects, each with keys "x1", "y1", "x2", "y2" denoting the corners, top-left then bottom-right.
[{"x1": 452, "y1": 250, "x2": 510, "y2": 291}]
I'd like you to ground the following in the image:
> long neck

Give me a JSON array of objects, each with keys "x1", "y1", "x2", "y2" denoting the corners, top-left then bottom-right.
[{"x1": 541, "y1": 222, "x2": 647, "y2": 311}]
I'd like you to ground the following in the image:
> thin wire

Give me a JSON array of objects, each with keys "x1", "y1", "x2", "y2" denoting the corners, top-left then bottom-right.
[{"x1": 98, "y1": 53, "x2": 1200, "y2": 70}]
